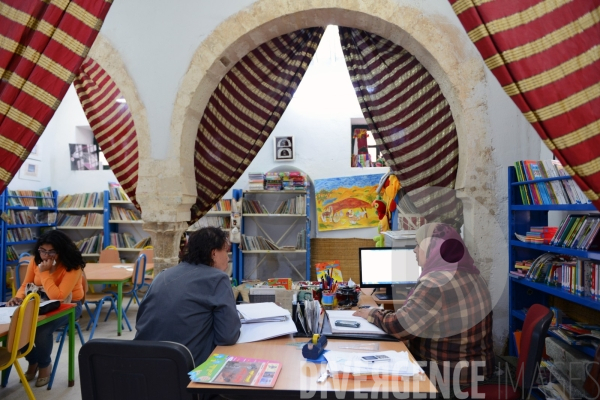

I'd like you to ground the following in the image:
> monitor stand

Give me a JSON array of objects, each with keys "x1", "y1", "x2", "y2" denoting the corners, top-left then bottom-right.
[{"x1": 374, "y1": 287, "x2": 393, "y2": 301}]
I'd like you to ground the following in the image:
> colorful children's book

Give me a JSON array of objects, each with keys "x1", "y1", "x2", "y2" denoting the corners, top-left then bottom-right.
[{"x1": 189, "y1": 354, "x2": 282, "y2": 387}]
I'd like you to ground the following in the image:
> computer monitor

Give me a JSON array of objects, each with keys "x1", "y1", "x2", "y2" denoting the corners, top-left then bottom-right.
[{"x1": 358, "y1": 247, "x2": 421, "y2": 300}]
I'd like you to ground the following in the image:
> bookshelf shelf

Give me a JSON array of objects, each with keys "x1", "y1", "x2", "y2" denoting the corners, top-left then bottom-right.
[
  {"x1": 108, "y1": 200, "x2": 131, "y2": 204},
  {"x1": 6, "y1": 240, "x2": 37, "y2": 246},
  {"x1": 58, "y1": 208, "x2": 103, "y2": 211},
  {"x1": 508, "y1": 165, "x2": 600, "y2": 360},
  {"x1": 57, "y1": 226, "x2": 103, "y2": 230},
  {"x1": 114, "y1": 248, "x2": 143, "y2": 252},
  {"x1": 108, "y1": 220, "x2": 144, "y2": 224},
  {"x1": 6, "y1": 223, "x2": 55, "y2": 229},
  {"x1": 244, "y1": 190, "x2": 307, "y2": 194},
  {"x1": 241, "y1": 250, "x2": 307, "y2": 254},
  {"x1": 81, "y1": 253, "x2": 100, "y2": 257},
  {"x1": 244, "y1": 214, "x2": 307, "y2": 217}
]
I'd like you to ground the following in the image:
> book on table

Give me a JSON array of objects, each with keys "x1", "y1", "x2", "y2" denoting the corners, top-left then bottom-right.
[
  {"x1": 323, "y1": 350, "x2": 425, "y2": 380},
  {"x1": 189, "y1": 354, "x2": 282, "y2": 387}
]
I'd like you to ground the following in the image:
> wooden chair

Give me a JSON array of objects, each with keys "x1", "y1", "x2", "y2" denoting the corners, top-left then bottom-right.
[
  {"x1": 0, "y1": 292, "x2": 41, "y2": 400},
  {"x1": 98, "y1": 246, "x2": 120, "y2": 263}
]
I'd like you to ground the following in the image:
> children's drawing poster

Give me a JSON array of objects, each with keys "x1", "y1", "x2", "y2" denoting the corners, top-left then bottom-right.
[{"x1": 314, "y1": 174, "x2": 383, "y2": 231}]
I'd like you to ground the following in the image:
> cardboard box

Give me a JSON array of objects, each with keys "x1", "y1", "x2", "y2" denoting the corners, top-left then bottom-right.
[{"x1": 268, "y1": 278, "x2": 292, "y2": 290}]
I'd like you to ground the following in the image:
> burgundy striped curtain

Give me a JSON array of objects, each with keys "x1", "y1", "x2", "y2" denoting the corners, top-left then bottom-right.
[
  {"x1": 0, "y1": 0, "x2": 113, "y2": 193},
  {"x1": 73, "y1": 57, "x2": 140, "y2": 209},
  {"x1": 191, "y1": 27, "x2": 324, "y2": 222},
  {"x1": 338, "y1": 27, "x2": 463, "y2": 228},
  {"x1": 450, "y1": 0, "x2": 600, "y2": 209}
]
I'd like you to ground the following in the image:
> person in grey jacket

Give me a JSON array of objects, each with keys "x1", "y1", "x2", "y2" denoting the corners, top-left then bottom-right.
[{"x1": 135, "y1": 226, "x2": 240, "y2": 366}]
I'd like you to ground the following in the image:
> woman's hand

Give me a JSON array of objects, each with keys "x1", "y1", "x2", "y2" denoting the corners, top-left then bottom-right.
[
  {"x1": 38, "y1": 259, "x2": 55, "y2": 273},
  {"x1": 353, "y1": 308, "x2": 372, "y2": 320},
  {"x1": 7, "y1": 297, "x2": 23, "y2": 306}
]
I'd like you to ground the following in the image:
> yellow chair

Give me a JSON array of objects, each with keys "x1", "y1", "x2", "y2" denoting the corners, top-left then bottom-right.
[{"x1": 0, "y1": 292, "x2": 41, "y2": 400}]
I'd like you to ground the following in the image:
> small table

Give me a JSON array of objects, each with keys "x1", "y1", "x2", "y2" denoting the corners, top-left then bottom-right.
[
  {"x1": 85, "y1": 262, "x2": 154, "y2": 336},
  {"x1": 187, "y1": 336, "x2": 437, "y2": 399},
  {"x1": 0, "y1": 303, "x2": 76, "y2": 388}
]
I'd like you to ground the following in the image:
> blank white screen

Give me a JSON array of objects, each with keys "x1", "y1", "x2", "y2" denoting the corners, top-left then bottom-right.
[{"x1": 360, "y1": 248, "x2": 421, "y2": 285}]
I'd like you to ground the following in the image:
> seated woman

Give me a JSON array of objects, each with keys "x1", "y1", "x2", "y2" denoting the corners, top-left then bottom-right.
[
  {"x1": 354, "y1": 222, "x2": 494, "y2": 386},
  {"x1": 7, "y1": 230, "x2": 85, "y2": 387},
  {"x1": 135, "y1": 226, "x2": 241, "y2": 366}
]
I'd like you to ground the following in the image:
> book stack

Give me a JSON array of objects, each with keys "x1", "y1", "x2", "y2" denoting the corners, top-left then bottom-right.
[
  {"x1": 514, "y1": 160, "x2": 589, "y2": 205},
  {"x1": 510, "y1": 260, "x2": 532, "y2": 278},
  {"x1": 281, "y1": 171, "x2": 307, "y2": 190},
  {"x1": 525, "y1": 226, "x2": 558, "y2": 244},
  {"x1": 550, "y1": 214, "x2": 600, "y2": 250},
  {"x1": 248, "y1": 173, "x2": 264, "y2": 191},
  {"x1": 264, "y1": 172, "x2": 282, "y2": 191},
  {"x1": 189, "y1": 354, "x2": 282, "y2": 387}
]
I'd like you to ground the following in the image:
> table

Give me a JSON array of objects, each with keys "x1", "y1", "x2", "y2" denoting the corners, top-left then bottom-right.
[
  {"x1": 85, "y1": 262, "x2": 154, "y2": 336},
  {"x1": 0, "y1": 303, "x2": 76, "y2": 387},
  {"x1": 187, "y1": 336, "x2": 437, "y2": 399}
]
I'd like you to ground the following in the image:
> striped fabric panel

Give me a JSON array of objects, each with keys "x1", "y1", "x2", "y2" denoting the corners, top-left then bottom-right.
[
  {"x1": 192, "y1": 28, "x2": 324, "y2": 221},
  {"x1": 0, "y1": 0, "x2": 113, "y2": 192},
  {"x1": 451, "y1": 0, "x2": 600, "y2": 208},
  {"x1": 338, "y1": 27, "x2": 463, "y2": 228},
  {"x1": 73, "y1": 57, "x2": 140, "y2": 209}
]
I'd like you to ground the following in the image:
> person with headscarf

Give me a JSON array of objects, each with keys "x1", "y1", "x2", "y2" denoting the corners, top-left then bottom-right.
[{"x1": 353, "y1": 222, "x2": 494, "y2": 384}]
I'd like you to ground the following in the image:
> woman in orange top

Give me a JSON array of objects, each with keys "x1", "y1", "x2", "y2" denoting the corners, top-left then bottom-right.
[{"x1": 7, "y1": 230, "x2": 85, "y2": 387}]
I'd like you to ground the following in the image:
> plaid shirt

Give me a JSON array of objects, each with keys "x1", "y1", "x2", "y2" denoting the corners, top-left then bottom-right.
[{"x1": 367, "y1": 270, "x2": 494, "y2": 381}]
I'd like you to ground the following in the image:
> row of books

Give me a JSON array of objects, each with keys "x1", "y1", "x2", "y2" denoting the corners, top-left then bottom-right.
[
  {"x1": 57, "y1": 212, "x2": 104, "y2": 227},
  {"x1": 1, "y1": 210, "x2": 38, "y2": 225},
  {"x1": 210, "y1": 199, "x2": 232, "y2": 212},
  {"x1": 110, "y1": 206, "x2": 142, "y2": 221},
  {"x1": 134, "y1": 237, "x2": 152, "y2": 249},
  {"x1": 108, "y1": 232, "x2": 150, "y2": 249},
  {"x1": 242, "y1": 200, "x2": 269, "y2": 214},
  {"x1": 550, "y1": 214, "x2": 600, "y2": 250},
  {"x1": 74, "y1": 234, "x2": 104, "y2": 255},
  {"x1": 188, "y1": 216, "x2": 230, "y2": 231},
  {"x1": 264, "y1": 172, "x2": 283, "y2": 191},
  {"x1": 5, "y1": 228, "x2": 36, "y2": 243},
  {"x1": 58, "y1": 192, "x2": 104, "y2": 209},
  {"x1": 108, "y1": 182, "x2": 130, "y2": 201},
  {"x1": 6, "y1": 245, "x2": 18, "y2": 261},
  {"x1": 550, "y1": 324, "x2": 600, "y2": 348},
  {"x1": 248, "y1": 172, "x2": 264, "y2": 191},
  {"x1": 273, "y1": 196, "x2": 306, "y2": 214},
  {"x1": 240, "y1": 235, "x2": 280, "y2": 251},
  {"x1": 514, "y1": 160, "x2": 589, "y2": 205},
  {"x1": 6, "y1": 189, "x2": 55, "y2": 207}
]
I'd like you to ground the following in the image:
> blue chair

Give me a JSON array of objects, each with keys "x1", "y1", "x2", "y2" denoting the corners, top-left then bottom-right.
[
  {"x1": 11, "y1": 253, "x2": 32, "y2": 295},
  {"x1": 48, "y1": 322, "x2": 85, "y2": 390},
  {"x1": 106, "y1": 253, "x2": 147, "y2": 317}
]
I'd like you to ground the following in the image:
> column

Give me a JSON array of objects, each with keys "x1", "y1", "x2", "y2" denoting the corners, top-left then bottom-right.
[{"x1": 143, "y1": 221, "x2": 188, "y2": 274}]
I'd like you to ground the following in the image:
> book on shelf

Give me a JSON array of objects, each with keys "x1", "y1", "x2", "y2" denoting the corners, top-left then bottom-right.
[
  {"x1": 274, "y1": 195, "x2": 306, "y2": 214},
  {"x1": 134, "y1": 236, "x2": 151, "y2": 249},
  {"x1": 242, "y1": 200, "x2": 269, "y2": 214},
  {"x1": 188, "y1": 354, "x2": 282, "y2": 388},
  {"x1": 7, "y1": 189, "x2": 55, "y2": 207},
  {"x1": 513, "y1": 160, "x2": 591, "y2": 205},
  {"x1": 58, "y1": 192, "x2": 104, "y2": 209},
  {"x1": 109, "y1": 232, "x2": 138, "y2": 248},
  {"x1": 210, "y1": 199, "x2": 232, "y2": 212},
  {"x1": 240, "y1": 235, "x2": 280, "y2": 251},
  {"x1": 549, "y1": 214, "x2": 600, "y2": 250},
  {"x1": 110, "y1": 206, "x2": 142, "y2": 221},
  {"x1": 6, "y1": 246, "x2": 18, "y2": 261},
  {"x1": 57, "y1": 212, "x2": 103, "y2": 227},
  {"x1": 247, "y1": 172, "x2": 265, "y2": 191},
  {"x1": 75, "y1": 234, "x2": 104, "y2": 255},
  {"x1": 188, "y1": 216, "x2": 230, "y2": 231},
  {"x1": 108, "y1": 182, "x2": 130, "y2": 201},
  {"x1": 5, "y1": 228, "x2": 35, "y2": 242}
]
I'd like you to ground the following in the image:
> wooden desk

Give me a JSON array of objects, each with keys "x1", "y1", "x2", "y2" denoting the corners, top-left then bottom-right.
[
  {"x1": 85, "y1": 262, "x2": 154, "y2": 336},
  {"x1": 187, "y1": 336, "x2": 436, "y2": 399},
  {"x1": 0, "y1": 303, "x2": 76, "y2": 387}
]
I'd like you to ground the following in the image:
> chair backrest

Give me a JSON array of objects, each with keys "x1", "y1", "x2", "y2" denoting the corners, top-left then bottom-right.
[
  {"x1": 1, "y1": 292, "x2": 40, "y2": 369},
  {"x1": 79, "y1": 339, "x2": 196, "y2": 400},
  {"x1": 517, "y1": 304, "x2": 553, "y2": 393},
  {"x1": 12, "y1": 253, "x2": 33, "y2": 290},
  {"x1": 99, "y1": 247, "x2": 120, "y2": 263},
  {"x1": 132, "y1": 253, "x2": 147, "y2": 289},
  {"x1": 138, "y1": 248, "x2": 154, "y2": 264}
]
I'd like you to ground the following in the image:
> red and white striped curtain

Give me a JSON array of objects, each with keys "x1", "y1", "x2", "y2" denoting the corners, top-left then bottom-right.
[
  {"x1": 338, "y1": 27, "x2": 463, "y2": 228},
  {"x1": 73, "y1": 57, "x2": 140, "y2": 209},
  {"x1": 0, "y1": 0, "x2": 113, "y2": 193},
  {"x1": 191, "y1": 27, "x2": 324, "y2": 222},
  {"x1": 450, "y1": 0, "x2": 600, "y2": 209}
]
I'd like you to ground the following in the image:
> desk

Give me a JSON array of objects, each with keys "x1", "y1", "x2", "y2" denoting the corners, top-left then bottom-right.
[
  {"x1": 0, "y1": 303, "x2": 76, "y2": 387},
  {"x1": 187, "y1": 336, "x2": 437, "y2": 399},
  {"x1": 85, "y1": 262, "x2": 154, "y2": 336},
  {"x1": 360, "y1": 288, "x2": 406, "y2": 311}
]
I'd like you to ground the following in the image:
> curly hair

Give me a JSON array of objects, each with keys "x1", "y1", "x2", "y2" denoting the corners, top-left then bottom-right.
[
  {"x1": 33, "y1": 230, "x2": 86, "y2": 271},
  {"x1": 181, "y1": 227, "x2": 229, "y2": 266}
]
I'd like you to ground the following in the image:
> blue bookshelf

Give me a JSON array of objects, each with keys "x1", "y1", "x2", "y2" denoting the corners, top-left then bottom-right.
[
  {"x1": 0, "y1": 189, "x2": 58, "y2": 300},
  {"x1": 508, "y1": 166, "x2": 600, "y2": 358}
]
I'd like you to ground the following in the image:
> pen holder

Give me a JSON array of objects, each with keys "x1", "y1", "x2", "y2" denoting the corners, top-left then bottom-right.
[{"x1": 321, "y1": 291, "x2": 336, "y2": 310}]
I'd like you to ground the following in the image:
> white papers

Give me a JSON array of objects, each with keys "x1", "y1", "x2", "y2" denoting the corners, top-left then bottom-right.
[
  {"x1": 324, "y1": 350, "x2": 423, "y2": 377},
  {"x1": 383, "y1": 230, "x2": 416, "y2": 240},
  {"x1": 112, "y1": 264, "x2": 133, "y2": 271},
  {"x1": 236, "y1": 302, "x2": 289, "y2": 323},
  {"x1": 326, "y1": 310, "x2": 387, "y2": 335},
  {"x1": 236, "y1": 317, "x2": 297, "y2": 343},
  {"x1": 0, "y1": 306, "x2": 18, "y2": 324}
]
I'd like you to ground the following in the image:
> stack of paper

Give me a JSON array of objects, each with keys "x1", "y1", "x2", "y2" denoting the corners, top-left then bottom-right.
[
  {"x1": 236, "y1": 303, "x2": 289, "y2": 323},
  {"x1": 324, "y1": 350, "x2": 424, "y2": 379},
  {"x1": 326, "y1": 310, "x2": 387, "y2": 335}
]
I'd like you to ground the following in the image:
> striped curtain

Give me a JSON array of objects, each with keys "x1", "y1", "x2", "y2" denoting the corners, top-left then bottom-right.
[
  {"x1": 0, "y1": 0, "x2": 113, "y2": 193},
  {"x1": 191, "y1": 27, "x2": 324, "y2": 221},
  {"x1": 338, "y1": 27, "x2": 463, "y2": 228},
  {"x1": 73, "y1": 57, "x2": 140, "y2": 209},
  {"x1": 450, "y1": 0, "x2": 600, "y2": 209}
]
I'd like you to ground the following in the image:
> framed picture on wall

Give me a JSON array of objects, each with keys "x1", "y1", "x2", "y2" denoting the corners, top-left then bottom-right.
[
  {"x1": 69, "y1": 143, "x2": 99, "y2": 171},
  {"x1": 274, "y1": 136, "x2": 294, "y2": 162},
  {"x1": 18, "y1": 160, "x2": 41, "y2": 181},
  {"x1": 28, "y1": 143, "x2": 41, "y2": 161}
]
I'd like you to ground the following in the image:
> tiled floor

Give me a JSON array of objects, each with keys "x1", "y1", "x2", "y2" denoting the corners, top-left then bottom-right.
[{"x1": 2, "y1": 301, "x2": 139, "y2": 400}]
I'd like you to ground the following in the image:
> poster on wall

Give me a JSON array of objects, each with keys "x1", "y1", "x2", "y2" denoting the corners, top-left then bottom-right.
[
  {"x1": 274, "y1": 136, "x2": 294, "y2": 161},
  {"x1": 314, "y1": 174, "x2": 383, "y2": 231},
  {"x1": 69, "y1": 143, "x2": 99, "y2": 171},
  {"x1": 18, "y1": 160, "x2": 41, "y2": 181}
]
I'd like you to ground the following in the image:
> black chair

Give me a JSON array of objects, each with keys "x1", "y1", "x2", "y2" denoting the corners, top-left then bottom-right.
[{"x1": 79, "y1": 339, "x2": 198, "y2": 400}]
